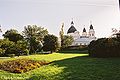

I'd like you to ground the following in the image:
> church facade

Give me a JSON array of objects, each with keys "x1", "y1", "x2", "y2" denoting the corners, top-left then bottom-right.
[{"x1": 67, "y1": 21, "x2": 96, "y2": 46}]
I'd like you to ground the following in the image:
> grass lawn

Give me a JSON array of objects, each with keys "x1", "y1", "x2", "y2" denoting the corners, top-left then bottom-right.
[{"x1": 0, "y1": 53, "x2": 120, "y2": 80}]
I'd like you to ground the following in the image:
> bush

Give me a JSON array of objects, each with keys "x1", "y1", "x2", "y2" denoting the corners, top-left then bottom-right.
[
  {"x1": 88, "y1": 38, "x2": 120, "y2": 57},
  {"x1": 0, "y1": 59, "x2": 50, "y2": 73},
  {"x1": 59, "y1": 45, "x2": 88, "y2": 51}
]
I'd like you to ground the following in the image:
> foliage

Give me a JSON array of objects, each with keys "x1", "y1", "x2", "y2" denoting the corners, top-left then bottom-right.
[
  {"x1": 28, "y1": 37, "x2": 43, "y2": 54},
  {"x1": 0, "y1": 59, "x2": 50, "y2": 73},
  {"x1": 3, "y1": 29, "x2": 23, "y2": 43},
  {"x1": 5, "y1": 40, "x2": 28, "y2": 56},
  {"x1": 0, "y1": 39, "x2": 15, "y2": 56},
  {"x1": 23, "y1": 25, "x2": 48, "y2": 41},
  {"x1": 16, "y1": 40, "x2": 28, "y2": 50},
  {"x1": 59, "y1": 23, "x2": 64, "y2": 47},
  {"x1": 22, "y1": 25, "x2": 48, "y2": 54},
  {"x1": 0, "y1": 48, "x2": 5, "y2": 56},
  {"x1": 43, "y1": 34, "x2": 60, "y2": 52},
  {"x1": 61, "y1": 35, "x2": 74, "y2": 49},
  {"x1": 0, "y1": 39, "x2": 28, "y2": 57},
  {"x1": 15, "y1": 40, "x2": 28, "y2": 56},
  {"x1": 0, "y1": 39, "x2": 15, "y2": 49},
  {"x1": 88, "y1": 38, "x2": 120, "y2": 57}
]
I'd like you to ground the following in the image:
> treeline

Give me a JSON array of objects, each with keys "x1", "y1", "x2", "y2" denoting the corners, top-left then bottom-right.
[{"x1": 0, "y1": 25, "x2": 73, "y2": 57}]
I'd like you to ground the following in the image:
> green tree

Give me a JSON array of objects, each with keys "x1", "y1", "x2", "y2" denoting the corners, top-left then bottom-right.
[
  {"x1": 3, "y1": 29, "x2": 23, "y2": 43},
  {"x1": 22, "y1": 25, "x2": 48, "y2": 54},
  {"x1": 43, "y1": 34, "x2": 59, "y2": 53},
  {"x1": 61, "y1": 35, "x2": 74, "y2": 49}
]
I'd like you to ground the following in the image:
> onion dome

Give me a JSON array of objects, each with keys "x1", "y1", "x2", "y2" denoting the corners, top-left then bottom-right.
[
  {"x1": 90, "y1": 24, "x2": 93, "y2": 29},
  {"x1": 83, "y1": 28, "x2": 86, "y2": 32},
  {"x1": 67, "y1": 26, "x2": 77, "y2": 34}
]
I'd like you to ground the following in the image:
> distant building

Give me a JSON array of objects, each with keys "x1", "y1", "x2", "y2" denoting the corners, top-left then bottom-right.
[{"x1": 67, "y1": 21, "x2": 96, "y2": 46}]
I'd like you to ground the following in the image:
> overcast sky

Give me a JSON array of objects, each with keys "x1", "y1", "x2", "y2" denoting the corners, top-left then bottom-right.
[{"x1": 0, "y1": 0, "x2": 120, "y2": 38}]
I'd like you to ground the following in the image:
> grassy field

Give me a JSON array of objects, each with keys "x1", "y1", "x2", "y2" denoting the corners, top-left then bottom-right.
[{"x1": 0, "y1": 53, "x2": 120, "y2": 80}]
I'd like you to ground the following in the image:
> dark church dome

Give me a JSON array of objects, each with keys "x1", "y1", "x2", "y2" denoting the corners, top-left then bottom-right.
[
  {"x1": 90, "y1": 24, "x2": 93, "y2": 29},
  {"x1": 83, "y1": 28, "x2": 86, "y2": 32},
  {"x1": 67, "y1": 26, "x2": 77, "y2": 34}
]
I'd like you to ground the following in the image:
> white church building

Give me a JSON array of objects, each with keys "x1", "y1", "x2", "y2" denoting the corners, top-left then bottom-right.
[{"x1": 67, "y1": 21, "x2": 96, "y2": 46}]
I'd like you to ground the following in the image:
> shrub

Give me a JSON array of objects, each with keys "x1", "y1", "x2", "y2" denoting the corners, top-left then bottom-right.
[
  {"x1": 0, "y1": 59, "x2": 50, "y2": 73},
  {"x1": 88, "y1": 38, "x2": 120, "y2": 57}
]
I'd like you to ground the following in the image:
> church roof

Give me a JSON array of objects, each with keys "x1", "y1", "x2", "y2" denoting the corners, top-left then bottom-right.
[
  {"x1": 67, "y1": 26, "x2": 77, "y2": 34},
  {"x1": 83, "y1": 28, "x2": 86, "y2": 32},
  {"x1": 90, "y1": 24, "x2": 93, "y2": 29}
]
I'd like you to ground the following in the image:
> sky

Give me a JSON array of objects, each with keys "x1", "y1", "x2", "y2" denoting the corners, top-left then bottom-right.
[{"x1": 0, "y1": 0, "x2": 120, "y2": 38}]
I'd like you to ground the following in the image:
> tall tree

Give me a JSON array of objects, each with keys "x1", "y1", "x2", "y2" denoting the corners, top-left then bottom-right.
[
  {"x1": 3, "y1": 29, "x2": 23, "y2": 43},
  {"x1": 59, "y1": 23, "x2": 64, "y2": 47},
  {"x1": 22, "y1": 25, "x2": 48, "y2": 54}
]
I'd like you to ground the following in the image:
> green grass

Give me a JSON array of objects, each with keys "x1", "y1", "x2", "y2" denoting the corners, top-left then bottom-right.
[{"x1": 0, "y1": 53, "x2": 120, "y2": 80}]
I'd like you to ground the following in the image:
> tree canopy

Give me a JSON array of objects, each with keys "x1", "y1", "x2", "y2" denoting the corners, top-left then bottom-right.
[
  {"x1": 23, "y1": 25, "x2": 48, "y2": 41},
  {"x1": 43, "y1": 34, "x2": 59, "y2": 52},
  {"x1": 22, "y1": 25, "x2": 48, "y2": 54},
  {"x1": 3, "y1": 29, "x2": 23, "y2": 43}
]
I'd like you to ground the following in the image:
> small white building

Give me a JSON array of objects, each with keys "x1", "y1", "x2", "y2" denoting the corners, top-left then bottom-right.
[{"x1": 67, "y1": 21, "x2": 96, "y2": 46}]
